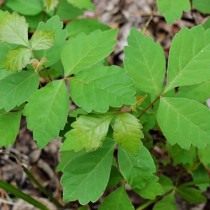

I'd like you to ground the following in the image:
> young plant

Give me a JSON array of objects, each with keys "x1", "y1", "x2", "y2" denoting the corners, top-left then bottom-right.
[{"x1": 0, "y1": 1, "x2": 210, "y2": 210}]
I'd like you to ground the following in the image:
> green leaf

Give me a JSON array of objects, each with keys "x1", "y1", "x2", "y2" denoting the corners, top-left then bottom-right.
[
  {"x1": 174, "y1": 80, "x2": 210, "y2": 103},
  {"x1": 198, "y1": 146, "x2": 210, "y2": 166},
  {"x1": 153, "y1": 194, "x2": 177, "y2": 210},
  {"x1": 61, "y1": 140, "x2": 114, "y2": 204},
  {"x1": 159, "y1": 176, "x2": 174, "y2": 193},
  {"x1": 193, "y1": 0, "x2": 210, "y2": 14},
  {"x1": 5, "y1": 0, "x2": 43, "y2": 16},
  {"x1": 61, "y1": 30, "x2": 117, "y2": 76},
  {"x1": 0, "y1": 111, "x2": 21, "y2": 146},
  {"x1": 67, "y1": 0, "x2": 94, "y2": 10},
  {"x1": 24, "y1": 80, "x2": 69, "y2": 147},
  {"x1": 57, "y1": 150, "x2": 85, "y2": 172},
  {"x1": 44, "y1": 0, "x2": 59, "y2": 12},
  {"x1": 137, "y1": 179, "x2": 164, "y2": 200},
  {"x1": 177, "y1": 185, "x2": 206, "y2": 204},
  {"x1": 3, "y1": 47, "x2": 32, "y2": 71},
  {"x1": 0, "y1": 71, "x2": 39, "y2": 111},
  {"x1": 157, "y1": 0, "x2": 190, "y2": 23},
  {"x1": 0, "y1": 12, "x2": 29, "y2": 46},
  {"x1": 0, "y1": 43, "x2": 13, "y2": 71},
  {"x1": 118, "y1": 145, "x2": 157, "y2": 190},
  {"x1": 203, "y1": 18, "x2": 210, "y2": 29},
  {"x1": 112, "y1": 113, "x2": 143, "y2": 153},
  {"x1": 99, "y1": 187, "x2": 134, "y2": 210},
  {"x1": 165, "y1": 26, "x2": 210, "y2": 92},
  {"x1": 107, "y1": 166, "x2": 122, "y2": 188},
  {"x1": 0, "y1": 180, "x2": 50, "y2": 210},
  {"x1": 61, "y1": 115, "x2": 112, "y2": 152},
  {"x1": 157, "y1": 97, "x2": 210, "y2": 149},
  {"x1": 30, "y1": 31, "x2": 54, "y2": 50},
  {"x1": 167, "y1": 145, "x2": 197, "y2": 165},
  {"x1": 71, "y1": 65, "x2": 136, "y2": 113},
  {"x1": 25, "y1": 14, "x2": 46, "y2": 30},
  {"x1": 56, "y1": 0, "x2": 83, "y2": 20},
  {"x1": 66, "y1": 19, "x2": 110, "y2": 37},
  {"x1": 124, "y1": 29, "x2": 165, "y2": 96},
  {"x1": 192, "y1": 166, "x2": 210, "y2": 191},
  {"x1": 34, "y1": 16, "x2": 67, "y2": 66},
  {"x1": 0, "y1": 70, "x2": 11, "y2": 80}
]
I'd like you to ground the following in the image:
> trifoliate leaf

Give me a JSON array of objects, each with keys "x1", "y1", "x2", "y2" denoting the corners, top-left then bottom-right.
[
  {"x1": 157, "y1": 0, "x2": 190, "y2": 23},
  {"x1": 61, "y1": 30, "x2": 117, "y2": 76},
  {"x1": 113, "y1": 113, "x2": 143, "y2": 153},
  {"x1": 124, "y1": 29, "x2": 165, "y2": 96},
  {"x1": 0, "y1": 71, "x2": 39, "y2": 111},
  {"x1": 153, "y1": 194, "x2": 177, "y2": 210},
  {"x1": 3, "y1": 48, "x2": 32, "y2": 71},
  {"x1": 34, "y1": 16, "x2": 67, "y2": 66},
  {"x1": 99, "y1": 187, "x2": 134, "y2": 210},
  {"x1": 193, "y1": 0, "x2": 210, "y2": 14},
  {"x1": 24, "y1": 80, "x2": 69, "y2": 147},
  {"x1": 66, "y1": 19, "x2": 110, "y2": 38},
  {"x1": 0, "y1": 12, "x2": 29, "y2": 46},
  {"x1": 67, "y1": 0, "x2": 94, "y2": 10},
  {"x1": 44, "y1": 0, "x2": 59, "y2": 12},
  {"x1": 70, "y1": 65, "x2": 136, "y2": 113},
  {"x1": 118, "y1": 145, "x2": 157, "y2": 190},
  {"x1": 165, "y1": 26, "x2": 210, "y2": 92},
  {"x1": 0, "y1": 111, "x2": 21, "y2": 147},
  {"x1": 61, "y1": 115, "x2": 112, "y2": 152},
  {"x1": 30, "y1": 30, "x2": 54, "y2": 50},
  {"x1": 157, "y1": 97, "x2": 210, "y2": 149},
  {"x1": 5, "y1": 0, "x2": 43, "y2": 16},
  {"x1": 61, "y1": 140, "x2": 114, "y2": 204}
]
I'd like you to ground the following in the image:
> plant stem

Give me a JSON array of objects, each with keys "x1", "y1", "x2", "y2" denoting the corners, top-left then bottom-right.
[
  {"x1": 4, "y1": 151, "x2": 64, "y2": 209},
  {"x1": 22, "y1": 165, "x2": 64, "y2": 209},
  {"x1": 0, "y1": 180, "x2": 50, "y2": 210},
  {"x1": 136, "y1": 189, "x2": 175, "y2": 210},
  {"x1": 136, "y1": 200, "x2": 154, "y2": 210},
  {"x1": 139, "y1": 94, "x2": 161, "y2": 118}
]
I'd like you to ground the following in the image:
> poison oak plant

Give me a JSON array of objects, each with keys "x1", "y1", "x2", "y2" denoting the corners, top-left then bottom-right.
[{"x1": 1, "y1": 0, "x2": 210, "y2": 210}]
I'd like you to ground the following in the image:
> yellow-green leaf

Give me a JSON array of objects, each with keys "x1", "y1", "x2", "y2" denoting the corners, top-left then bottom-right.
[
  {"x1": 0, "y1": 12, "x2": 29, "y2": 46},
  {"x1": 113, "y1": 113, "x2": 143, "y2": 153},
  {"x1": 61, "y1": 115, "x2": 112, "y2": 152}
]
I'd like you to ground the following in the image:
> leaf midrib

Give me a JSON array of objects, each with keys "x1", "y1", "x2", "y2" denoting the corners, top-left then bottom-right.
[{"x1": 166, "y1": 41, "x2": 210, "y2": 91}]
